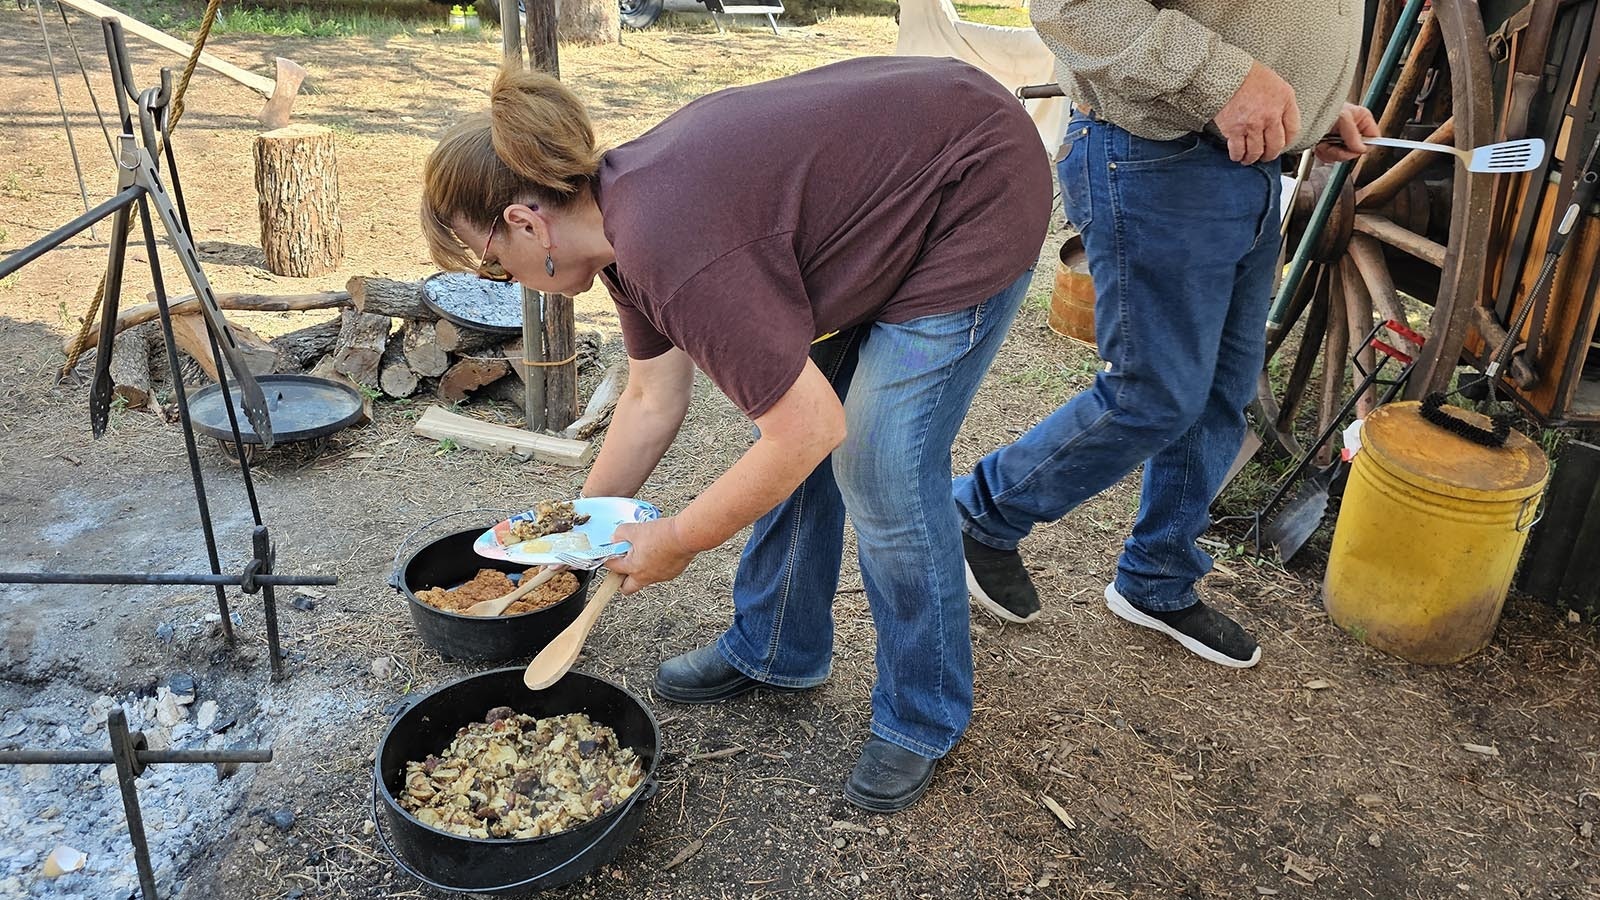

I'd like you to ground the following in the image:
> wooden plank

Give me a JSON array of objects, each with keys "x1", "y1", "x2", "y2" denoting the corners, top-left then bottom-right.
[
  {"x1": 56, "y1": 0, "x2": 274, "y2": 96},
  {"x1": 413, "y1": 406, "x2": 593, "y2": 466},
  {"x1": 1520, "y1": 440, "x2": 1600, "y2": 602}
]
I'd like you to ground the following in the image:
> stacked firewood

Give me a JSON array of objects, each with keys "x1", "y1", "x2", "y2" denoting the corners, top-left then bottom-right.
[{"x1": 79, "y1": 276, "x2": 599, "y2": 409}]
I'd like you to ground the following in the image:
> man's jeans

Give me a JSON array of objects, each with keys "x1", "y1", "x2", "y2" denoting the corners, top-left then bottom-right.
[
  {"x1": 716, "y1": 270, "x2": 1032, "y2": 759},
  {"x1": 956, "y1": 113, "x2": 1281, "y2": 612}
]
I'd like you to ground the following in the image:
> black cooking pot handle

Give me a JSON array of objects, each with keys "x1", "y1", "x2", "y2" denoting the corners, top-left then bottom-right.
[
  {"x1": 387, "y1": 508, "x2": 515, "y2": 591},
  {"x1": 370, "y1": 774, "x2": 659, "y2": 894}
]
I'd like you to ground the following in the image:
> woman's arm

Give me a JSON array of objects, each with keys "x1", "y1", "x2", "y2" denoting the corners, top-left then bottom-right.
[
  {"x1": 608, "y1": 358, "x2": 845, "y2": 594},
  {"x1": 582, "y1": 348, "x2": 696, "y2": 499}
]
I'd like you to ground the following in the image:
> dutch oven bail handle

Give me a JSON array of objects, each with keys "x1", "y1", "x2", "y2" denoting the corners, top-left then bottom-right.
[
  {"x1": 387, "y1": 508, "x2": 514, "y2": 591},
  {"x1": 368, "y1": 773, "x2": 659, "y2": 895},
  {"x1": 1419, "y1": 392, "x2": 1511, "y2": 449}
]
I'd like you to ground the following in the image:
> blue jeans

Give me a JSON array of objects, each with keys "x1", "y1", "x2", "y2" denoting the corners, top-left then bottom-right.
[
  {"x1": 955, "y1": 114, "x2": 1281, "y2": 612},
  {"x1": 715, "y1": 271, "x2": 1032, "y2": 759}
]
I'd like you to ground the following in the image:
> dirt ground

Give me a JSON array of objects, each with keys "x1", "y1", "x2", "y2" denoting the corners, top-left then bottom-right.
[{"x1": 3, "y1": 7, "x2": 1600, "y2": 900}]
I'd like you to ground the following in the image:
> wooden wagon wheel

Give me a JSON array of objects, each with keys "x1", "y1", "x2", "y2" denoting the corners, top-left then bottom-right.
[{"x1": 1267, "y1": 0, "x2": 1497, "y2": 454}]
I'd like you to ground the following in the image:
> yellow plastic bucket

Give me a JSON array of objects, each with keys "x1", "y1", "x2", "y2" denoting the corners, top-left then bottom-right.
[{"x1": 1322, "y1": 401, "x2": 1549, "y2": 664}]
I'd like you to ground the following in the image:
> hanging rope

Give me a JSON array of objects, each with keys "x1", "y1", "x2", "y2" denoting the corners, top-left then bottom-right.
[{"x1": 59, "y1": 0, "x2": 226, "y2": 378}]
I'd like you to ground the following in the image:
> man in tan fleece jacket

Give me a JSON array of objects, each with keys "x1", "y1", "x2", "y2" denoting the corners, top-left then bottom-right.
[{"x1": 955, "y1": 1, "x2": 1379, "y2": 666}]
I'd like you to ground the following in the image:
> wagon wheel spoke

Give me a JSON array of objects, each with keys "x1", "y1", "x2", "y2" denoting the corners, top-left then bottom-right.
[
  {"x1": 1238, "y1": 0, "x2": 1494, "y2": 515},
  {"x1": 1355, "y1": 118, "x2": 1456, "y2": 210},
  {"x1": 1273, "y1": 267, "x2": 1331, "y2": 439},
  {"x1": 1337, "y1": 253, "x2": 1379, "y2": 418},
  {"x1": 1353, "y1": 9, "x2": 1444, "y2": 184},
  {"x1": 1316, "y1": 267, "x2": 1353, "y2": 467}
]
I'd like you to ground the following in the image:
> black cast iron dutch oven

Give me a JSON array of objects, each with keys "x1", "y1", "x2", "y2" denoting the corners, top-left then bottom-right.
[
  {"x1": 374, "y1": 667, "x2": 660, "y2": 894},
  {"x1": 391, "y1": 526, "x2": 592, "y2": 662}
]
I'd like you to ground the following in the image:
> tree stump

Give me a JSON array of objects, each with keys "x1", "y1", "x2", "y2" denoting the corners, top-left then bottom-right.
[{"x1": 254, "y1": 125, "x2": 344, "y2": 277}]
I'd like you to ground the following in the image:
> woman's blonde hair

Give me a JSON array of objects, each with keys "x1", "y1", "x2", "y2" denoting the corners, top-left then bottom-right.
[{"x1": 421, "y1": 65, "x2": 601, "y2": 271}]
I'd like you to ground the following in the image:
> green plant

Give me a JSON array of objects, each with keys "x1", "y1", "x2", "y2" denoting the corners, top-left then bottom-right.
[
  {"x1": 952, "y1": 2, "x2": 1031, "y2": 27},
  {"x1": 435, "y1": 437, "x2": 460, "y2": 455}
]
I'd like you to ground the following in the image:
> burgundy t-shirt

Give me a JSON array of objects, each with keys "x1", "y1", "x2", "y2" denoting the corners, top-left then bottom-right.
[{"x1": 594, "y1": 55, "x2": 1051, "y2": 417}]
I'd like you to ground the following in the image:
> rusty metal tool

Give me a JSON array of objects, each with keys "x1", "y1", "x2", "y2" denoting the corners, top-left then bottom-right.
[{"x1": 258, "y1": 57, "x2": 310, "y2": 129}]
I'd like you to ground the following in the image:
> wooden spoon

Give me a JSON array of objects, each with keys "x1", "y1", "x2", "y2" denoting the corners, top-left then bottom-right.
[
  {"x1": 462, "y1": 567, "x2": 558, "y2": 617},
  {"x1": 523, "y1": 570, "x2": 623, "y2": 689}
]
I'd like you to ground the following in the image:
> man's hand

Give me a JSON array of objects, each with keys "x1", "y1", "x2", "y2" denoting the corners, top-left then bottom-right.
[
  {"x1": 1315, "y1": 103, "x2": 1380, "y2": 163},
  {"x1": 1214, "y1": 61, "x2": 1300, "y2": 165},
  {"x1": 606, "y1": 516, "x2": 697, "y2": 595}
]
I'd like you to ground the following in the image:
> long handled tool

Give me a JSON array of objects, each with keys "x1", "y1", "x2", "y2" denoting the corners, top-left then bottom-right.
[
  {"x1": 1320, "y1": 135, "x2": 1547, "y2": 173},
  {"x1": 523, "y1": 570, "x2": 623, "y2": 690},
  {"x1": 1252, "y1": 320, "x2": 1424, "y2": 561},
  {"x1": 463, "y1": 567, "x2": 557, "y2": 617}
]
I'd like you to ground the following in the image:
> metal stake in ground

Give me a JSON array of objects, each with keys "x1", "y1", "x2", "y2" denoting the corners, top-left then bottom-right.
[{"x1": 0, "y1": 708, "x2": 273, "y2": 900}]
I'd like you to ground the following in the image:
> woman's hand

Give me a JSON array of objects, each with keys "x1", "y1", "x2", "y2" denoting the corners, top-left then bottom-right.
[{"x1": 606, "y1": 516, "x2": 695, "y2": 595}]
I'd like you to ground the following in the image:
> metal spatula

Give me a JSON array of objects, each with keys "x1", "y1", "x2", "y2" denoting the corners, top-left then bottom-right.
[{"x1": 1322, "y1": 135, "x2": 1546, "y2": 172}]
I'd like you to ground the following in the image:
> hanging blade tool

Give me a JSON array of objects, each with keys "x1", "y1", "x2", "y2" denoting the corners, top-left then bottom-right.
[{"x1": 1488, "y1": 127, "x2": 1600, "y2": 386}]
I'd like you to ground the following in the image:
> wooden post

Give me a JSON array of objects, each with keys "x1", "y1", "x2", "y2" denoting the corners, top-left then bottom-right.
[
  {"x1": 254, "y1": 125, "x2": 344, "y2": 277},
  {"x1": 526, "y1": 0, "x2": 578, "y2": 431},
  {"x1": 501, "y1": 0, "x2": 524, "y2": 66},
  {"x1": 543, "y1": 293, "x2": 576, "y2": 430},
  {"x1": 522, "y1": 288, "x2": 548, "y2": 430},
  {"x1": 526, "y1": 0, "x2": 560, "y2": 76}
]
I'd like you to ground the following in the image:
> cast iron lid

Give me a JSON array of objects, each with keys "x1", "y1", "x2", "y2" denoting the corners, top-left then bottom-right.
[
  {"x1": 422, "y1": 271, "x2": 524, "y2": 336},
  {"x1": 188, "y1": 374, "x2": 365, "y2": 445}
]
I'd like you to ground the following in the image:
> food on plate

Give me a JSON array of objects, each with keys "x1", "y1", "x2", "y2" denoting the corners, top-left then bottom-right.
[
  {"x1": 515, "y1": 531, "x2": 592, "y2": 556},
  {"x1": 415, "y1": 568, "x2": 579, "y2": 616},
  {"x1": 506, "y1": 499, "x2": 590, "y2": 544},
  {"x1": 398, "y1": 708, "x2": 645, "y2": 839}
]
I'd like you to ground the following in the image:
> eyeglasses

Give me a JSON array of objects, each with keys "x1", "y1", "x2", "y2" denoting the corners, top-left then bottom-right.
[{"x1": 476, "y1": 217, "x2": 512, "y2": 282}]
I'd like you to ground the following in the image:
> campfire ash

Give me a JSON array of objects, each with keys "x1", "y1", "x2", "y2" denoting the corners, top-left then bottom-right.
[{"x1": 0, "y1": 679, "x2": 268, "y2": 899}]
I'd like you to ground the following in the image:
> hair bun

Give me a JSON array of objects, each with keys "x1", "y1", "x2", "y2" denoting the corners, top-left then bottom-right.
[{"x1": 488, "y1": 66, "x2": 600, "y2": 199}]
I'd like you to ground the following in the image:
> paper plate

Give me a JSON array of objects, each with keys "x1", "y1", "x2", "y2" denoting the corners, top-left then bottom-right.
[{"x1": 473, "y1": 497, "x2": 660, "y2": 566}]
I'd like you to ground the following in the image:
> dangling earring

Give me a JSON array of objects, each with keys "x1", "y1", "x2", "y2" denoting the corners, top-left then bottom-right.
[{"x1": 545, "y1": 254, "x2": 556, "y2": 277}]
